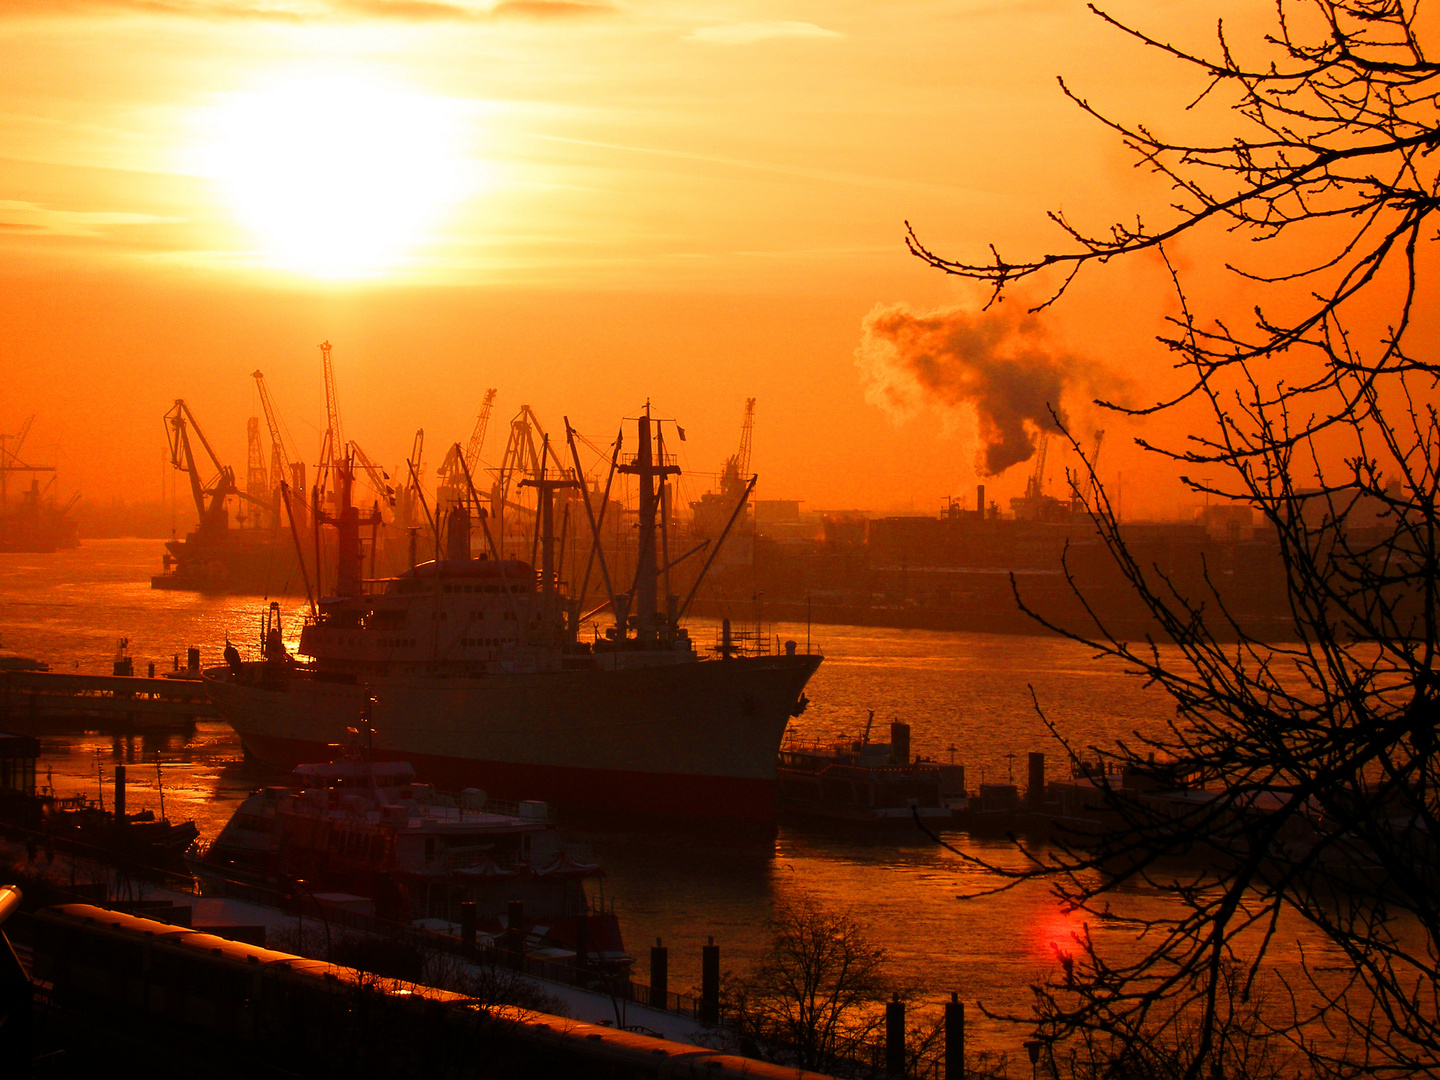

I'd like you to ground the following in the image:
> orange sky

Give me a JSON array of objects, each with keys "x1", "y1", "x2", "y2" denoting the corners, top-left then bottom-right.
[{"x1": 0, "y1": 1, "x2": 1357, "y2": 519}]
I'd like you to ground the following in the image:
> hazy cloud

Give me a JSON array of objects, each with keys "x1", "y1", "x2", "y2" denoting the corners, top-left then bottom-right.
[
  {"x1": 487, "y1": 0, "x2": 612, "y2": 17},
  {"x1": 687, "y1": 21, "x2": 842, "y2": 45},
  {"x1": 0, "y1": 0, "x2": 614, "y2": 20},
  {"x1": 0, "y1": 200, "x2": 183, "y2": 237},
  {"x1": 857, "y1": 301, "x2": 1126, "y2": 477}
]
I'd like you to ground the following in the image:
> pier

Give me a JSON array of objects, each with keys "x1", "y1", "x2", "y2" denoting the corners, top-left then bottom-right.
[{"x1": 0, "y1": 670, "x2": 217, "y2": 731}]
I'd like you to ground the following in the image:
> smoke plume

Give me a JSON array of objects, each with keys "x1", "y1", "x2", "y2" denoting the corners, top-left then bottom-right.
[{"x1": 856, "y1": 301, "x2": 1120, "y2": 476}]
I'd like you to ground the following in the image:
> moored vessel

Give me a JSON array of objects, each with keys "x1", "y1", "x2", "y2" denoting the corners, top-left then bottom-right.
[
  {"x1": 777, "y1": 717, "x2": 967, "y2": 824},
  {"x1": 189, "y1": 752, "x2": 624, "y2": 964},
  {"x1": 205, "y1": 404, "x2": 822, "y2": 825}
]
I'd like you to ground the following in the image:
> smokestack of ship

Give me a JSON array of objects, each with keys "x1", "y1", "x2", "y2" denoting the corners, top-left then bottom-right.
[
  {"x1": 977, "y1": 484, "x2": 985, "y2": 521},
  {"x1": 447, "y1": 508, "x2": 470, "y2": 562},
  {"x1": 890, "y1": 721, "x2": 910, "y2": 766}
]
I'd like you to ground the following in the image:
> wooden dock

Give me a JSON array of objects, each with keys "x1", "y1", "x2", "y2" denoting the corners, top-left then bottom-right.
[{"x1": 0, "y1": 670, "x2": 217, "y2": 731}]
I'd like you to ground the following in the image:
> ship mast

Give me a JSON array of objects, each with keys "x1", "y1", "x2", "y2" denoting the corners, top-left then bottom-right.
[
  {"x1": 318, "y1": 448, "x2": 382, "y2": 599},
  {"x1": 618, "y1": 402, "x2": 680, "y2": 647},
  {"x1": 518, "y1": 434, "x2": 578, "y2": 624}
]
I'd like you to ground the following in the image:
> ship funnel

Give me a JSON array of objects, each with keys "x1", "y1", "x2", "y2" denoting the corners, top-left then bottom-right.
[
  {"x1": 1027, "y1": 751, "x2": 1045, "y2": 808},
  {"x1": 890, "y1": 721, "x2": 910, "y2": 765},
  {"x1": 977, "y1": 484, "x2": 985, "y2": 521},
  {"x1": 447, "y1": 507, "x2": 470, "y2": 562}
]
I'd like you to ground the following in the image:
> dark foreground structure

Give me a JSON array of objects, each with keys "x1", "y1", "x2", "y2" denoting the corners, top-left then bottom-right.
[{"x1": 18, "y1": 902, "x2": 840, "y2": 1080}]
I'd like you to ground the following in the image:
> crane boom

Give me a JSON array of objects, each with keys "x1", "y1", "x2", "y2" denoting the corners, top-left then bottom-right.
[
  {"x1": 495, "y1": 405, "x2": 547, "y2": 509},
  {"x1": 735, "y1": 397, "x2": 755, "y2": 478},
  {"x1": 252, "y1": 370, "x2": 293, "y2": 488},
  {"x1": 464, "y1": 388, "x2": 498, "y2": 471},
  {"x1": 9, "y1": 415, "x2": 33, "y2": 462},
  {"x1": 349, "y1": 441, "x2": 395, "y2": 509},
  {"x1": 1084, "y1": 428, "x2": 1105, "y2": 506},
  {"x1": 717, "y1": 398, "x2": 756, "y2": 501},
  {"x1": 319, "y1": 340, "x2": 344, "y2": 471},
  {"x1": 1028, "y1": 432, "x2": 1050, "y2": 500},
  {"x1": 163, "y1": 399, "x2": 251, "y2": 531},
  {"x1": 245, "y1": 417, "x2": 269, "y2": 518}
]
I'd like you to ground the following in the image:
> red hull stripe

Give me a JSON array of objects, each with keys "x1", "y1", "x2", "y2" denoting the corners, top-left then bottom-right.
[{"x1": 241, "y1": 733, "x2": 780, "y2": 823}]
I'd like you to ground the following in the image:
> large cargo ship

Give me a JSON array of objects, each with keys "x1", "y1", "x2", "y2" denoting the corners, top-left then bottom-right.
[{"x1": 205, "y1": 405, "x2": 822, "y2": 825}]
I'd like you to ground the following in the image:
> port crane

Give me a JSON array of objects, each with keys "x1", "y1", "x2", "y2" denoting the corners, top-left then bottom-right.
[
  {"x1": 163, "y1": 400, "x2": 264, "y2": 540},
  {"x1": 252, "y1": 370, "x2": 292, "y2": 491},
  {"x1": 1071, "y1": 429, "x2": 1105, "y2": 512},
  {"x1": 0, "y1": 415, "x2": 52, "y2": 512},
  {"x1": 491, "y1": 406, "x2": 548, "y2": 557},
  {"x1": 312, "y1": 341, "x2": 390, "y2": 519},
  {"x1": 252, "y1": 370, "x2": 309, "y2": 529},
  {"x1": 718, "y1": 398, "x2": 755, "y2": 501},
  {"x1": 1026, "y1": 431, "x2": 1050, "y2": 502},
  {"x1": 319, "y1": 340, "x2": 344, "y2": 480},
  {"x1": 465, "y1": 388, "x2": 498, "y2": 471},
  {"x1": 244, "y1": 417, "x2": 269, "y2": 526},
  {"x1": 437, "y1": 388, "x2": 497, "y2": 517}
]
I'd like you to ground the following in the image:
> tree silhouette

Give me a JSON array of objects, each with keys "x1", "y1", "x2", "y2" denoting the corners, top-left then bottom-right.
[
  {"x1": 724, "y1": 896, "x2": 894, "y2": 1072},
  {"x1": 909, "y1": 3, "x2": 1440, "y2": 1077}
]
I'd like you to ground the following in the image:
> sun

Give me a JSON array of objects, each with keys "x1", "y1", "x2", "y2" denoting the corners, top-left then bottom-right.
[{"x1": 198, "y1": 66, "x2": 468, "y2": 278}]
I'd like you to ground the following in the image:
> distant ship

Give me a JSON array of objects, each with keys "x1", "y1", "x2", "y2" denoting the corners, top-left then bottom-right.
[
  {"x1": 0, "y1": 416, "x2": 79, "y2": 553},
  {"x1": 205, "y1": 405, "x2": 822, "y2": 826},
  {"x1": 152, "y1": 525, "x2": 303, "y2": 594}
]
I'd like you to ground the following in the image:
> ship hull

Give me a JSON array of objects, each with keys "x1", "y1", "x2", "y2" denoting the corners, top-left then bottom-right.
[
  {"x1": 205, "y1": 653, "x2": 821, "y2": 824},
  {"x1": 151, "y1": 531, "x2": 306, "y2": 595}
]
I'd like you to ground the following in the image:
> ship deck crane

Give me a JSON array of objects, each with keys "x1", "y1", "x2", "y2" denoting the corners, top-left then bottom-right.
[
  {"x1": 397, "y1": 428, "x2": 426, "y2": 531},
  {"x1": 349, "y1": 441, "x2": 395, "y2": 513}
]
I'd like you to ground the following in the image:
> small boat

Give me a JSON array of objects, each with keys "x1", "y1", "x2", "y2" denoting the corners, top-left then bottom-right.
[
  {"x1": 44, "y1": 797, "x2": 200, "y2": 863},
  {"x1": 777, "y1": 716, "x2": 967, "y2": 824},
  {"x1": 188, "y1": 753, "x2": 626, "y2": 967},
  {"x1": 0, "y1": 740, "x2": 198, "y2": 868}
]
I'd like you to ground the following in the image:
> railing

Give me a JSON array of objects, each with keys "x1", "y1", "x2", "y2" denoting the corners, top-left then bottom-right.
[{"x1": 708, "y1": 626, "x2": 774, "y2": 658}]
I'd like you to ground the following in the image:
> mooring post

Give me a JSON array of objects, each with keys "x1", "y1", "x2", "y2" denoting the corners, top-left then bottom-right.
[
  {"x1": 700, "y1": 936, "x2": 720, "y2": 1024},
  {"x1": 886, "y1": 993, "x2": 905, "y2": 1075},
  {"x1": 113, "y1": 765, "x2": 126, "y2": 826},
  {"x1": 459, "y1": 901, "x2": 476, "y2": 955},
  {"x1": 650, "y1": 937, "x2": 668, "y2": 1009},
  {"x1": 946, "y1": 993, "x2": 965, "y2": 1080}
]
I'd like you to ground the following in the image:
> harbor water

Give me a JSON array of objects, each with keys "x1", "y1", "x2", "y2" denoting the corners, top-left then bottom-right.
[{"x1": 0, "y1": 539, "x2": 1349, "y2": 1052}]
